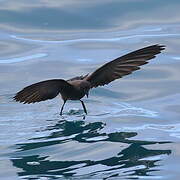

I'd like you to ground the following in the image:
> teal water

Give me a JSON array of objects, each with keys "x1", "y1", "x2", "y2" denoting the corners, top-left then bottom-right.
[{"x1": 0, "y1": 0, "x2": 180, "y2": 179}]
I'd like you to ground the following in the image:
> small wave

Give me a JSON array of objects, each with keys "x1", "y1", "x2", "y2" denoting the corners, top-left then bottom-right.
[
  {"x1": 90, "y1": 102, "x2": 158, "y2": 118},
  {"x1": 0, "y1": 53, "x2": 47, "y2": 64},
  {"x1": 66, "y1": 108, "x2": 85, "y2": 115},
  {"x1": 11, "y1": 33, "x2": 180, "y2": 44}
]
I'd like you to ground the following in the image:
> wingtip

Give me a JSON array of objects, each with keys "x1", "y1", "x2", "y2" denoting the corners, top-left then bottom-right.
[
  {"x1": 155, "y1": 44, "x2": 166, "y2": 51},
  {"x1": 13, "y1": 95, "x2": 18, "y2": 102},
  {"x1": 13, "y1": 93, "x2": 27, "y2": 104}
]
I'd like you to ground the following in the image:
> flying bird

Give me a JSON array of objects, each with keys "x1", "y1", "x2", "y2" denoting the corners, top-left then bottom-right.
[{"x1": 14, "y1": 44, "x2": 165, "y2": 115}]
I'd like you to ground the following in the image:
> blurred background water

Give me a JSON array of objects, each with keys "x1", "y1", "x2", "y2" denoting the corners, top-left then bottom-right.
[{"x1": 0, "y1": 0, "x2": 180, "y2": 179}]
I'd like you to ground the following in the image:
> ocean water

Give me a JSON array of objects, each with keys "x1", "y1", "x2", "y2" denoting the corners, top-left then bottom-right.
[{"x1": 0, "y1": 0, "x2": 180, "y2": 179}]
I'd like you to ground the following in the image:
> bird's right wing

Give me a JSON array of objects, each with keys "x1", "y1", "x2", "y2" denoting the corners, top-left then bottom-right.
[
  {"x1": 85, "y1": 44, "x2": 165, "y2": 88},
  {"x1": 14, "y1": 79, "x2": 73, "y2": 104}
]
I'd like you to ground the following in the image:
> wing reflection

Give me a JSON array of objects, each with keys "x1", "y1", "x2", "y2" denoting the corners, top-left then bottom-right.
[{"x1": 11, "y1": 119, "x2": 171, "y2": 179}]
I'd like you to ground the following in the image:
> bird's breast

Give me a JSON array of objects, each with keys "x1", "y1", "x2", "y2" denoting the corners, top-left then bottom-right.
[{"x1": 60, "y1": 87, "x2": 85, "y2": 101}]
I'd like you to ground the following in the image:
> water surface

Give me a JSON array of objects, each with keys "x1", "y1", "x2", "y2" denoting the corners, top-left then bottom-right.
[{"x1": 0, "y1": 0, "x2": 180, "y2": 179}]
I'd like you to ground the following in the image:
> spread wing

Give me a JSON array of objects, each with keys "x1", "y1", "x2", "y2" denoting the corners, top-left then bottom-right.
[
  {"x1": 14, "y1": 79, "x2": 73, "y2": 104},
  {"x1": 85, "y1": 44, "x2": 165, "y2": 88}
]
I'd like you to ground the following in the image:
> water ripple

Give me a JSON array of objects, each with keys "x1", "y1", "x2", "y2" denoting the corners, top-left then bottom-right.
[
  {"x1": 11, "y1": 33, "x2": 180, "y2": 44},
  {"x1": 8, "y1": 119, "x2": 171, "y2": 180},
  {"x1": 0, "y1": 53, "x2": 47, "y2": 64}
]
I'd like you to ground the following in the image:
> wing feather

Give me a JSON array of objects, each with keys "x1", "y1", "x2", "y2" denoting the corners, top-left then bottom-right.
[
  {"x1": 85, "y1": 44, "x2": 165, "y2": 88},
  {"x1": 14, "y1": 79, "x2": 73, "y2": 104}
]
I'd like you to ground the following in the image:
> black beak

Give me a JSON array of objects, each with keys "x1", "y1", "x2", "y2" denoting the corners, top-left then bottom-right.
[{"x1": 86, "y1": 92, "x2": 89, "y2": 98}]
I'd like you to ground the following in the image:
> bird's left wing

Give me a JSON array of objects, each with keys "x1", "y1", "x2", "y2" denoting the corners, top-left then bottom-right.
[{"x1": 14, "y1": 79, "x2": 73, "y2": 104}]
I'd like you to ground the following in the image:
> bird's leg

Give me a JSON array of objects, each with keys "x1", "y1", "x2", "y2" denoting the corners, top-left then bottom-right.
[
  {"x1": 60, "y1": 100, "x2": 66, "y2": 116},
  {"x1": 80, "y1": 100, "x2": 87, "y2": 115}
]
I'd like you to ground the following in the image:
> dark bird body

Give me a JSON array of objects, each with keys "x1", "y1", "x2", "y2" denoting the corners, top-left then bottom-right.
[{"x1": 14, "y1": 45, "x2": 165, "y2": 115}]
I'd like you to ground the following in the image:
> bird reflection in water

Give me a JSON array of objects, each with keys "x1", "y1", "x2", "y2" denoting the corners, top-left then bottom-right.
[{"x1": 11, "y1": 119, "x2": 171, "y2": 179}]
